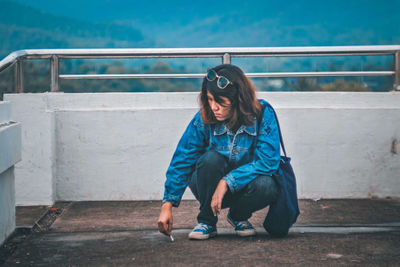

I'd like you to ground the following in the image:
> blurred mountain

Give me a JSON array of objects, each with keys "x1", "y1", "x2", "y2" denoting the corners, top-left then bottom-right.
[
  {"x1": 4, "y1": 0, "x2": 399, "y2": 50},
  {"x1": 0, "y1": 0, "x2": 154, "y2": 58}
]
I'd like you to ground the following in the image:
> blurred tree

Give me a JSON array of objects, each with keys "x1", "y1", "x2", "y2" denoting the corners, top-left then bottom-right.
[
  {"x1": 320, "y1": 79, "x2": 370, "y2": 92},
  {"x1": 146, "y1": 61, "x2": 179, "y2": 74},
  {"x1": 290, "y1": 77, "x2": 320, "y2": 91},
  {"x1": 1, "y1": 60, "x2": 393, "y2": 100}
]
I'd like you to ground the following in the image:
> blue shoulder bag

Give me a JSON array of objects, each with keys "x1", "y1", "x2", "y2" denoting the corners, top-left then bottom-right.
[{"x1": 261, "y1": 102, "x2": 300, "y2": 237}]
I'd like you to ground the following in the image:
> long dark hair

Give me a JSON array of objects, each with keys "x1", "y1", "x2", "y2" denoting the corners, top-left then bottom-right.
[{"x1": 200, "y1": 64, "x2": 261, "y2": 130}]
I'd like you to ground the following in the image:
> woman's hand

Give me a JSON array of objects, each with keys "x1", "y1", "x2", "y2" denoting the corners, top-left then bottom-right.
[
  {"x1": 211, "y1": 179, "x2": 228, "y2": 216},
  {"x1": 157, "y1": 202, "x2": 173, "y2": 236}
]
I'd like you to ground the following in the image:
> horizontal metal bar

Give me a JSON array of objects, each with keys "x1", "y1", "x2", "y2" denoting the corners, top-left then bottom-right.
[
  {"x1": 1, "y1": 45, "x2": 400, "y2": 61},
  {"x1": 2, "y1": 46, "x2": 400, "y2": 74},
  {"x1": 14, "y1": 45, "x2": 400, "y2": 56},
  {"x1": 60, "y1": 71, "x2": 395, "y2": 80},
  {"x1": 21, "y1": 52, "x2": 395, "y2": 60},
  {"x1": 234, "y1": 52, "x2": 395, "y2": 57},
  {"x1": 247, "y1": 71, "x2": 395, "y2": 78},
  {"x1": 25, "y1": 54, "x2": 221, "y2": 60},
  {"x1": 60, "y1": 73, "x2": 205, "y2": 79},
  {"x1": 20, "y1": 52, "x2": 400, "y2": 60}
]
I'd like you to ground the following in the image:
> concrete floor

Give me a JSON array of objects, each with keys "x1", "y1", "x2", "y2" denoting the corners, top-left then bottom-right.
[{"x1": 1, "y1": 199, "x2": 400, "y2": 266}]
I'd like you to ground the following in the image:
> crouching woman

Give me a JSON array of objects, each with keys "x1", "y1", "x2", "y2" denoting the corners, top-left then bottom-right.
[{"x1": 158, "y1": 64, "x2": 291, "y2": 240}]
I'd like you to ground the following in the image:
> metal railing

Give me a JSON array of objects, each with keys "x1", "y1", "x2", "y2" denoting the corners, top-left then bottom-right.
[{"x1": 0, "y1": 46, "x2": 399, "y2": 93}]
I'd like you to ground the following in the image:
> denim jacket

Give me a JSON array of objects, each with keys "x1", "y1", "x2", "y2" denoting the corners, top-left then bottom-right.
[{"x1": 163, "y1": 99, "x2": 281, "y2": 207}]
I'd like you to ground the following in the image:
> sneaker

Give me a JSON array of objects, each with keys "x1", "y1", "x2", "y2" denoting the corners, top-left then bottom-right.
[
  {"x1": 227, "y1": 213, "x2": 256, "y2": 237},
  {"x1": 188, "y1": 223, "x2": 217, "y2": 240}
]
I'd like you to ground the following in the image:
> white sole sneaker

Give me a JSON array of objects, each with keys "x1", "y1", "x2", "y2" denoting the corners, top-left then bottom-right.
[
  {"x1": 227, "y1": 215, "x2": 256, "y2": 237},
  {"x1": 235, "y1": 229, "x2": 256, "y2": 237},
  {"x1": 188, "y1": 231, "x2": 217, "y2": 240}
]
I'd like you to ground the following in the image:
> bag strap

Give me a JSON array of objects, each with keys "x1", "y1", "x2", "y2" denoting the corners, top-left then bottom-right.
[{"x1": 259, "y1": 101, "x2": 287, "y2": 157}]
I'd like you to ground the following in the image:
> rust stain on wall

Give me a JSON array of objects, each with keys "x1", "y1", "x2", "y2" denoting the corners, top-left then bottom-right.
[{"x1": 391, "y1": 138, "x2": 398, "y2": 155}]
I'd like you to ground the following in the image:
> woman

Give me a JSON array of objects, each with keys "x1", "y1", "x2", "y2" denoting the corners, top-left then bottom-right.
[{"x1": 158, "y1": 64, "x2": 281, "y2": 240}]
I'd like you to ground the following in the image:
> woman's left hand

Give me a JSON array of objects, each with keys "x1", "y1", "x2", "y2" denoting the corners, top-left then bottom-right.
[{"x1": 211, "y1": 179, "x2": 228, "y2": 216}]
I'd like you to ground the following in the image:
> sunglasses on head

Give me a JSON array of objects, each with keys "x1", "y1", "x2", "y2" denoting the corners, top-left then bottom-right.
[{"x1": 206, "y1": 69, "x2": 233, "y2": 89}]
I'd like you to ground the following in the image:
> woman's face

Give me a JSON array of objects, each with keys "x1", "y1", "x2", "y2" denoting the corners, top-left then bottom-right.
[{"x1": 207, "y1": 91, "x2": 232, "y2": 121}]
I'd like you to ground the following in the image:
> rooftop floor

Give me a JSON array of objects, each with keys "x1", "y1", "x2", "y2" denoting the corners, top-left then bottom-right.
[{"x1": 1, "y1": 199, "x2": 400, "y2": 266}]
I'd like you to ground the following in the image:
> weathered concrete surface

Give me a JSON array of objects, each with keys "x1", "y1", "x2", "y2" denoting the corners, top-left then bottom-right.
[
  {"x1": 1, "y1": 199, "x2": 399, "y2": 266},
  {"x1": 15, "y1": 206, "x2": 49, "y2": 228},
  {"x1": 48, "y1": 199, "x2": 400, "y2": 232},
  {"x1": 4, "y1": 230, "x2": 400, "y2": 266}
]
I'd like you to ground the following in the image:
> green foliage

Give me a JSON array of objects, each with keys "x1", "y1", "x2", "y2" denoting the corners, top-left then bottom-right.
[
  {"x1": 288, "y1": 77, "x2": 371, "y2": 92},
  {"x1": 320, "y1": 80, "x2": 370, "y2": 92},
  {"x1": 0, "y1": 67, "x2": 14, "y2": 98},
  {"x1": 0, "y1": 60, "x2": 201, "y2": 99},
  {"x1": 2, "y1": 58, "x2": 396, "y2": 100},
  {"x1": 290, "y1": 77, "x2": 320, "y2": 92}
]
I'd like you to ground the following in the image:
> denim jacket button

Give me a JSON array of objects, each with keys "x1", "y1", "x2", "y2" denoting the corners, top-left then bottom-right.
[{"x1": 232, "y1": 149, "x2": 238, "y2": 154}]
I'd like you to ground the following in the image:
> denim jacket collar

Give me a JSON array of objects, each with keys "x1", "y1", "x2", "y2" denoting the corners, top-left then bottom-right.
[{"x1": 213, "y1": 118, "x2": 257, "y2": 136}]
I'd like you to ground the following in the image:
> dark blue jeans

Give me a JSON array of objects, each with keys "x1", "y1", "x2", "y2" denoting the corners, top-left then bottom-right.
[{"x1": 189, "y1": 150, "x2": 279, "y2": 226}]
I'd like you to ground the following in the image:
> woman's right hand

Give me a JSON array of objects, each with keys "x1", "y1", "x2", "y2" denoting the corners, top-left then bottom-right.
[{"x1": 157, "y1": 202, "x2": 173, "y2": 236}]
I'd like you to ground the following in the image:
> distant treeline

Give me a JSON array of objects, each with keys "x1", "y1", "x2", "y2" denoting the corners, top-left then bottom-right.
[{"x1": 0, "y1": 60, "x2": 395, "y2": 100}]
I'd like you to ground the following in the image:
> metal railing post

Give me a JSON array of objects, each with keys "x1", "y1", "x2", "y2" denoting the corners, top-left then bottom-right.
[
  {"x1": 14, "y1": 60, "x2": 23, "y2": 93},
  {"x1": 222, "y1": 53, "x2": 231, "y2": 64},
  {"x1": 50, "y1": 55, "x2": 59, "y2": 92},
  {"x1": 395, "y1": 51, "x2": 400, "y2": 91}
]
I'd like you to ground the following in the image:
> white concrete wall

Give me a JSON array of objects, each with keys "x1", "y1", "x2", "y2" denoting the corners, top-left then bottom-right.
[
  {"x1": 5, "y1": 92, "x2": 400, "y2": 205},
  {"x1": 3, "y1": 95, "x2": 55, "y2": 206},
  {"x1": 0, "y1": 101, "x2": 21, "y2": 245},
  {"x1": 0, "y1": 167, "x2": 16, "y2": 245}
]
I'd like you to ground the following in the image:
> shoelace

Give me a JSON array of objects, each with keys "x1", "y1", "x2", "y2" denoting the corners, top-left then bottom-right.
[
  {"x1": 194, "y1": 223, "x2": 211, "y2": 231},
  {"x1": 236, "y1": 221, "x2": 253, "y2": 229}
]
